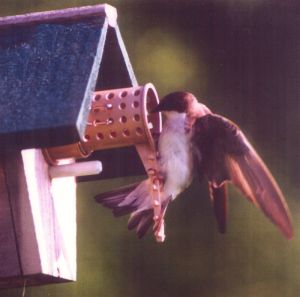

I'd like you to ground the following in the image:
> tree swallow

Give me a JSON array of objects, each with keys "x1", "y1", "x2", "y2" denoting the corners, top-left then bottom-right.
[{"x1": 95, "y1": 92, "x2": 293, "y2": 240}]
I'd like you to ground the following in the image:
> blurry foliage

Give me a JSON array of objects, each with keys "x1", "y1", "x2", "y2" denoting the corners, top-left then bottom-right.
[
  {"x1": 131, "y1": 28, "x2": 207, "y2": 95},
  {"x1": 1, "y1": 1, "x2": 300, "y2": 297}
]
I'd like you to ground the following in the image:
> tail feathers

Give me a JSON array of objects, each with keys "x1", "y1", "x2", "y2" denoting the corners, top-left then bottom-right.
[
  {"x1": 128, "y1": 209, "x2": 154, "y2": 238},
  {"x1": 112, "y1": 201, "x2": 138, "y2": 217},
  {"x1": 95, "y1": 182, "x2": 140, "y2": 206},
  {"x1": 127, "y1": 196, "x2": 172, "y2": 238},
  {"x1": 95, "y1": 180, "x2": 155, "y2": 238}
]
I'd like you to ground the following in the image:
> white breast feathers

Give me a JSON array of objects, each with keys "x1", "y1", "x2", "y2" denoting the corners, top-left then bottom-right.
[{"x1": 158, "y1": 112, "x2": 194, "y2": 199}]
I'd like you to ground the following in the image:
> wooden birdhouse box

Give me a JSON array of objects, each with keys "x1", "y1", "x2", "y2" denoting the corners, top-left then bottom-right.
[{"x1": 0, "y1": 4, "x2": 161, "y2": 289}]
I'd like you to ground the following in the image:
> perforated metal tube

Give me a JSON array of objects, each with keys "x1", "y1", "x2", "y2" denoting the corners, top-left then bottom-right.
[{"x1": 45, "y1": 83, "x2": 161, "y2": 163}]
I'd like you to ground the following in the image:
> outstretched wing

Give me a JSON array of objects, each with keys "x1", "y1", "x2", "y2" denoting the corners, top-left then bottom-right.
[{"x1": 192, "y1": 114, "x2": 293, "y2": 239}]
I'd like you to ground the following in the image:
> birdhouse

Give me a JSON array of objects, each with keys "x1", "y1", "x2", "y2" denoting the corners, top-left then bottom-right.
[{"x1": 0, "y1": 4, "x2": 161, "y2": 288}]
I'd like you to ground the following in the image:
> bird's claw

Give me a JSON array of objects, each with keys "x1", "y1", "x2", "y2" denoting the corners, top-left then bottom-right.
[{"x1": 153, "y1": 215, "x2": 165, "y2": 242}]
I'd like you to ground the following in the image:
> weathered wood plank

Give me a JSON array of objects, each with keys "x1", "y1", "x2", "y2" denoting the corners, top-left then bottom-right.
[
  {"x1": 21, "y1": 149, "x2": 77, "y2": 281},
  {"x1": 0, "y1": 149, "x2": 76, "y2": 288},
  {"x1": 2, "y1": 150, "x2": 41, "y2": 276},
  {"x1": 0, "y1": 153, "x2": 21, "y2": 278}
]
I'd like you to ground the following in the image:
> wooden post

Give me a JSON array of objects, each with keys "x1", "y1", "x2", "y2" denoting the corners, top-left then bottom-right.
[{"x1": 0, "y1": 149, "x2": 76, "y2": 288}]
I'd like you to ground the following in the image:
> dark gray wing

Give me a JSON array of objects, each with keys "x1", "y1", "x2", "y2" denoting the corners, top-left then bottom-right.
[{"x1": 192, "y1": 114, "x2": 293, "y2": 239}]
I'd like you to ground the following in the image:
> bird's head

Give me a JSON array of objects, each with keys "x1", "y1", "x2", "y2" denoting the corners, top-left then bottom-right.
[{"x1": 151, "y1": 91, "x2": 211, "y2": 119}]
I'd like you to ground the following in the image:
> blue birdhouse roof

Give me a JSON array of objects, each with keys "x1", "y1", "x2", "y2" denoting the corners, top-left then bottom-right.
[{"x1": 0, "y1": 4, "x2": 137, "y2": 149}]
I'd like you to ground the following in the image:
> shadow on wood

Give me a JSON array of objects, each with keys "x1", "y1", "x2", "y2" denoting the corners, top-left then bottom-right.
[{"x1": 0, "y1": 149, "x2": 76, "y2": 289}]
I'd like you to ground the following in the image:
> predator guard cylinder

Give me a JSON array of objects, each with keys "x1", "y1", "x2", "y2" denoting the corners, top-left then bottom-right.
[{"x1": 45, "y1": 83, "x2": 162, "y2": 163}]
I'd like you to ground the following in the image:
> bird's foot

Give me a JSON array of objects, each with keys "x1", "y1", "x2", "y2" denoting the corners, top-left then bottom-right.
[
  {"x1": 152, "y1": 196, "x2": 171, "y2": 242},
  {"x1": 153, "y1": 216, "x2": 165, "y2": 242}
]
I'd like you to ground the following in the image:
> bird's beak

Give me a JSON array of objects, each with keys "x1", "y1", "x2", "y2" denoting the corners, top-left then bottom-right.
[{"x1": 151, "y1": 101, "x2": 164, "y2": 113}]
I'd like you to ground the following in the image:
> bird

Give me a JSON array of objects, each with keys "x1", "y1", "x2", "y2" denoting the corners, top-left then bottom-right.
[{"x1": 95, "y1": 91, "x2": 293, "y2": 240}]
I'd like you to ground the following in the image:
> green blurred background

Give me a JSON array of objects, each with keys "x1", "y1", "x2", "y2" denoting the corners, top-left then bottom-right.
[{"x1": 1, "y1": 1, "x2": 300, "y2": 296}]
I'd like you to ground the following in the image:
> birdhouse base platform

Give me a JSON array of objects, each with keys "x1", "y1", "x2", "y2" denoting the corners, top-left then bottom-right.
[{"x1": 0, "y1": 273, "x2": 71, "y2": 289}]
